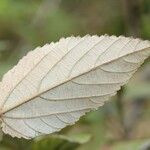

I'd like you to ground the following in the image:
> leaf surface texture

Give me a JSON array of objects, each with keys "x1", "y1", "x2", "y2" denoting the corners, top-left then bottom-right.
[{"x1": 0, "y1": 35, "x2": 149, "y2": 139}]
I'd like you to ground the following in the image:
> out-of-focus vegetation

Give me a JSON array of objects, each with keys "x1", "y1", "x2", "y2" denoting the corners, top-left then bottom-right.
[{"x1": 0, "y1": 0, "x2": 150, "y2": 150}]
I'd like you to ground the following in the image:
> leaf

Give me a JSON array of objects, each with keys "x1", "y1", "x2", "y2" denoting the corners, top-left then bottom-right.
[{"x1": 0, "y1": 35, "x2": 149, "y2": 139}]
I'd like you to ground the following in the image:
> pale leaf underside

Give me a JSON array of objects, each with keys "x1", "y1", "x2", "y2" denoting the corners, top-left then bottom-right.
[{"x1": 0, "y1": 35, "x2": 149, "y2": 139}]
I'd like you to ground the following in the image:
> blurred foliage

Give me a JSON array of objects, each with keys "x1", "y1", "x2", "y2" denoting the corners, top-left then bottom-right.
[
  {"x1": 0, "y1": 0, "x2": 150, "y2": 150},
  {"x1": 32, "y1": 134, "x2": 91, "y2": 150},
  {"x1": 0, "y1": 133, "x2": 91, "y2": 150}
]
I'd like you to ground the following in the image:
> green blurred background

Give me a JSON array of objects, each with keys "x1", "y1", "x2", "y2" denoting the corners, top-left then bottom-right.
[{"x1": 0, "y1": 0, "x2": 150, "y2": 150}]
